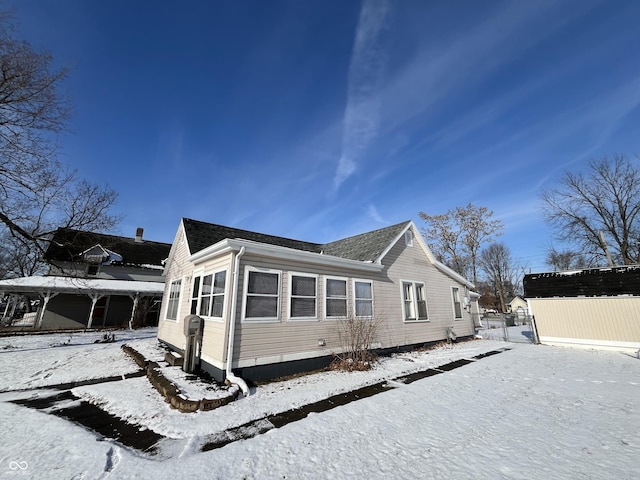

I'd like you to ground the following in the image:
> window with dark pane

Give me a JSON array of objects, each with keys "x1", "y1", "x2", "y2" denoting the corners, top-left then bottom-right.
[
  {"x1": 326, "y1": 278, "x2": 347, "y2": 317},
  {"x1": 190, "y1": 276, "x2": 200, "y2": 315},
  {"x1": 246, "y1": 270, "x2": 280, "y2": 319},
  {"x1": 291, "y1": 275, "x2": 316, "y2": 318},
  {"x1": 355, "y1": 280, "x2": 373, "y2": 317}
]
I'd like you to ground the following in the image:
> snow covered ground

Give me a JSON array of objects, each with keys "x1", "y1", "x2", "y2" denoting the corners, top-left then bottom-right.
[{"x1": 0, "y1": 328, "x2": 638, "y2": 479}]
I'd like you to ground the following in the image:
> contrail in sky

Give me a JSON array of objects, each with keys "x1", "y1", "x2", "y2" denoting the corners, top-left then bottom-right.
[{"x1": 334, "y1": 0, "x2": 390, "y2": 191}]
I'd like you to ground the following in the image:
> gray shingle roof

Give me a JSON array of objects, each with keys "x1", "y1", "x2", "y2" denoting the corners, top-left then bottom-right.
[
  {"x1": 321, "y1": 221, "x2": 411, "y2": 262},
  {"x1": 183, "y1": 218, "x2": 322, "y2": 256},
  {"x1": 182, "y1": 218, "x2": 411, "y2": 263}
]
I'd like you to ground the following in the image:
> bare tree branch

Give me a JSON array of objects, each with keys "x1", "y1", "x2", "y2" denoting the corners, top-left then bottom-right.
[
  {"x1": 0, "y1": 12, "x2": 120, "y2": 278},
  {"x1": 541, "y1": 155, "x2": 640, "y2": 266},
  {"x1": 419, "y1": 203, "x2": 503, "y2": 285}
]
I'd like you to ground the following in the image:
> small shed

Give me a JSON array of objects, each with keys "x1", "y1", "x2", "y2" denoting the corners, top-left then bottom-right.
[{"x1": 524, "y1": 266, "x2": 640, "y2": 353}]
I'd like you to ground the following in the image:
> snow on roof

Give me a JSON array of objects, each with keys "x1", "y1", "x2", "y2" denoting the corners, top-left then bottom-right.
[{"x1": 0, "y1": 276, "x2": 164, "y2": 295}]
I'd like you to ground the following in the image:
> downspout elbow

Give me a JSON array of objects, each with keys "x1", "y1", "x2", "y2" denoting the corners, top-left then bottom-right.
[{"x1": 226, "y1": 371, "x2": 250, "y2": 397}]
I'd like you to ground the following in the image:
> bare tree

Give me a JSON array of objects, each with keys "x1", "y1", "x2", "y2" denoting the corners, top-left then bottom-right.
[
  {"x1": 545, "y1": 246, "x2": 589, "y2": 272},
  {"x1": 479, "y1": 242, "x2": 519, "y2": 313},
  {"x1": 541, "y1": 155, "x2": 640, "y2": 266},
  {"x1": 0, "y1": 12, "x2": 119, "y2": 277},
  {"x1": 419, "y1": 203, "x2": 503, "y2": 285}
]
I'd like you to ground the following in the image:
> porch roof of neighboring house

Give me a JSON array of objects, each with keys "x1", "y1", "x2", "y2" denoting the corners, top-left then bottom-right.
[
  {"x1": 182, "y1": 218, "x2": 412, "y2": 263},
  {"x1": 0, "y1": 276, "x2": 164, "y2": 297}
]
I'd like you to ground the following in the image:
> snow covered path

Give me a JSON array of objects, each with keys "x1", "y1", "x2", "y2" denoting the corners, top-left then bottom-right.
[{"x1": 0, "y1": 331, "x2": 638, "y2": 479}]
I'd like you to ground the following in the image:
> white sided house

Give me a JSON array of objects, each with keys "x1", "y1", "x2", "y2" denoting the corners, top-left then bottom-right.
[{"x1": 158, "y1": 218, "x2": 480, "y2": 383}]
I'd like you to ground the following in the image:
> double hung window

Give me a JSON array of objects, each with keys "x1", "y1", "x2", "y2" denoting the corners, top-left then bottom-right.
[
  {"x1": 354, "y1": 280, "x2": 373, "y2": 317},
  {"x1": 245, "y1": 268, "x2": 281, "y2": 320},
  {"x1": 452, "y1": 286, "x2": 463, "y2": 319},
  {"x1": 166, "y1": 279, "x2": 182, "y2": 320},
  {"x1": 402, "y1": 281, "x2": 428, "y2": 321},
  {"x1": 289, "y1": 274, "x2": 317, "y2": 319},
  {"x1": 326, "y1": 278, "x2": 347, "y2": 318}
]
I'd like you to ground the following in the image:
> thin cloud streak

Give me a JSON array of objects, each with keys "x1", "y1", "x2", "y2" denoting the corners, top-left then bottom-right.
[{"x1": 334, "y1": 0, "x2": 390, "y2": 191}]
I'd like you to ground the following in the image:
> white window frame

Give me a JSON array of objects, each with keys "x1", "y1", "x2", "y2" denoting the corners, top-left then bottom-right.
[
  {"x1": 404, "y1": 229, "x2": 413, "y2": 247},
  {"x1": 189, "y1": 268, "x2": 229, "y2": 322},
  {"x1": 451, "y1": 286, "x2": 463, "y2": 320},
  {"x1": 325, "y1": 276, "x2": 348, "y2": 319},
  {"x1": 401, "y1": 280, "x2": 428, "y2": 322},
  {"x1": 189, "y1": 273, "x2": 201, "y2": 316},
  {"x1": 194, "y1": 269, "x2": 227, "y2": 320},
  {"x1": 166, "y1": 278, "x2": 182, "y2": 321},
  {"x1": 353, "y1": 279, "x2": 374, "y2": 318},
  {"x1": 242, "y1": 266, "x2": 282, "y2": 322},
  {"x1": 288, "y1": 272, "x2": 318, "y2": 321}
]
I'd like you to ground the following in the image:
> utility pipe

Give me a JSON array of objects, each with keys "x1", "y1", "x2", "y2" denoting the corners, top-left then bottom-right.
[{"x1": 226, "y1": 246, "x2": 250, "y2": 396}]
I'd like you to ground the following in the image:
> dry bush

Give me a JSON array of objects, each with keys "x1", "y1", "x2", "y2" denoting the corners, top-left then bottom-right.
[{"x1": 331, "y1": 314, "x2": 381, "y2": 371}]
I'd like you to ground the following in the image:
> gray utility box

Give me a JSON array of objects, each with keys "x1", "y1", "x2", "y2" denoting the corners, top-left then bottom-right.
[
  {"x1": 183, "y1": 314, "x2": 203, "y2": 373},
  {"x1": 184, "y1": 314, "x2": 203, "y2": 336}
]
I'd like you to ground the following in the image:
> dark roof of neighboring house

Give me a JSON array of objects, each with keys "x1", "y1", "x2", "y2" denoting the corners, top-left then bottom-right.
[
  {"x1": 45, "y1": 228, "x2": 172, "y2": 267},
  {"x1": 182, "y1": 218, "x2": 412, "y2": 263}
]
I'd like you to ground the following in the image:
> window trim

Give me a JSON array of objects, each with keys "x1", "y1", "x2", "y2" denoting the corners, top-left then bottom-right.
[
  {"x1": 325, "y1": 276, "x2": 348, "y2": 319},
  {"x1": 451, "y1": 286, "x2": 463, "y2": 320},
  {"x1": 166, "y1": 278, "x2": 183, "y2": 321},
  {"x1": 404, "y1": 229, "x2": 413, "y2": 247},
  {"x1": 288, "y1": 272, "x2": 318, "y2": 321},
  {"x1": 242, "y1": 266, "x2": 282, "y2": 323},
  {"x1": 401, "y1": 280, "x2": 429, "y2": 322},
  {"x1": 194, "y1": 269, "x2": 228, "y2": 321},
  {"x1": 353, "y1": 278, "x2": 374, "y2": 318}
]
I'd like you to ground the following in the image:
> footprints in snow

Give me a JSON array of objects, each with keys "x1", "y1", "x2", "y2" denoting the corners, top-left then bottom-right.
[{"x1": 103, "y1": 446, "x2": 121, "y2": 475}]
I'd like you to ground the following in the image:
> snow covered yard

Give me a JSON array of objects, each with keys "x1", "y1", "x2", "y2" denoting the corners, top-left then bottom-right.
[{"x1": 0, "y1": 329, "x2": 638, "y2": 479}]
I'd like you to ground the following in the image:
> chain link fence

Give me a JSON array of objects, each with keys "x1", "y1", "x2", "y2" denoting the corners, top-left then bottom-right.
[{"x1": 478, "y1": 312, "x2": 537, "y2": 344}]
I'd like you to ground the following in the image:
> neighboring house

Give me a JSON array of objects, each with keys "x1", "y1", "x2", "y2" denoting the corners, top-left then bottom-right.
[
  {"x1": 158, "y1": 218, "x2": 480, "y2": 383},
  {"x1": 0, "y1": 228, "x2": 171, "y2": 329},
  {"x1": 524, "y1": 266, "x2": 640, "y2": 353},
  {"x1": 506, "y1": 295, "x2": 527, "y2": 314}
]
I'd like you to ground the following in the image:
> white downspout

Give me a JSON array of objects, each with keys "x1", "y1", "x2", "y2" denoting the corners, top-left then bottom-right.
[{"x1": 226, "y1": 246, "x2": 250, "y2": 397}]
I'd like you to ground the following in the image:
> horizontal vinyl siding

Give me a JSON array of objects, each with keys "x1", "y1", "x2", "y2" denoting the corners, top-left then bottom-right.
[
  {"x1": 157, "y1": 224, "x2": 193, "y2": 351},
  {"x1": 376, "y1": 236, "x2": 474, "y2": 347},
  {"x1": 231, "y1": 234, "x2": 475, "y2": 368},
  {"x1": 233, "y1": 254, "x2": 377, "y2": 365},
  {"x1": 530, "y1": 296, "x2": 640, "y2": 346},
  {"x1": 192, "y1": 253, "x2": 234, "y2": 364}
]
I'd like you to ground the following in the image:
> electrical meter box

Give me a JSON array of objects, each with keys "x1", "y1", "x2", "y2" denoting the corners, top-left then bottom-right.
[{"x1": 183, "y1": 314, "x2": 203, "y2": 337}]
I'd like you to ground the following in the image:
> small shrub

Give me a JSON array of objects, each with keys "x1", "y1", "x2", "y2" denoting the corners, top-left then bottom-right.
[{"x1": 331, "y1": 314, "x2": 380, "y2": 372}]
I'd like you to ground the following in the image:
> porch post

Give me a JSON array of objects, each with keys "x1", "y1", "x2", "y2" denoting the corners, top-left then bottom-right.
[
  {"x1": 128, "y1": 293, "x2": 140, "y2": 330},
  {"x1": 87, "y1": 293, "x2": 103, "y2": 329},
  {"x1": 36, "y1": 291, "x2": 58, "y2": 329},
  {"x1": 1, "y1": 295, "x2": 10, "y2": 321}
]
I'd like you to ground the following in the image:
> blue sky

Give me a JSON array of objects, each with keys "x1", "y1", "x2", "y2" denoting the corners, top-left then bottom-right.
[{"x1": 11, "y1": 0, "x2": 640, "y2": 272}]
